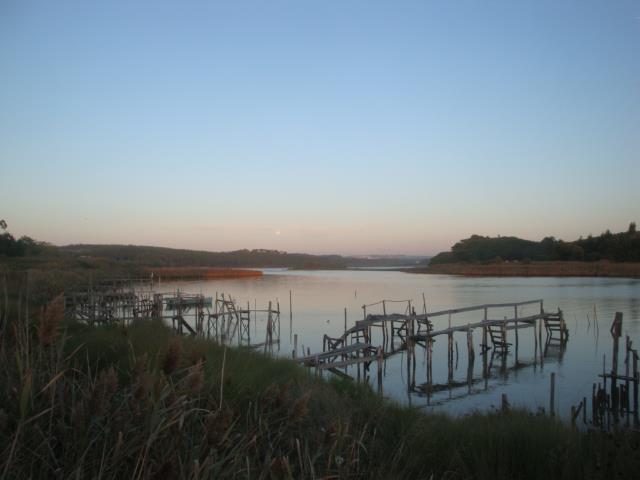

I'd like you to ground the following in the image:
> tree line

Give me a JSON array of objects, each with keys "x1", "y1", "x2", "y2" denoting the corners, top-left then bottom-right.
[{"x1": 429, "y1": 223, "x2": 640, "y2": 264}]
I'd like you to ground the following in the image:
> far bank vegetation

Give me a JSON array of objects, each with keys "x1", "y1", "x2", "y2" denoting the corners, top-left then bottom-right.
[{"x1": 429, "y1": 223, "x2": 640, "y2": 265}]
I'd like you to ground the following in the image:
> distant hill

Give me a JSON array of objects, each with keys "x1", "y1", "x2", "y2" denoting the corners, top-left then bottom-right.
[
  {"x1": 429, "y1": 223, "x2": 640, "y2": 265},
  {"x1": 58, "y1": 244, "x2": 426, "y2": 269}
]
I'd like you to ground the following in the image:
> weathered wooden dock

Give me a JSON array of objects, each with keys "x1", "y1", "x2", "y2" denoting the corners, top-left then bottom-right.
[
  {"x1": 296, "y1": 298, "x2": 569, "y2": 395},
  {"x1": 64, "y1": 285, "x2": 283, "y2": 352}
]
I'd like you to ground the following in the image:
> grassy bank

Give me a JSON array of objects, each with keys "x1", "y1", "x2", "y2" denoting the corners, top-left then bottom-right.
[
  {"x1": 1, "y1": 293, "x2": 639, "y2": 479},
  {"x1": 411, "y1": 260, "x2": 640, "y2": 278}
]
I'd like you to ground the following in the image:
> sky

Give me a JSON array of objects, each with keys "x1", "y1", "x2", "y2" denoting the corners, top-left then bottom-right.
[{"x1": 1, "y1": 0, "x2": 639, "y2": 256}]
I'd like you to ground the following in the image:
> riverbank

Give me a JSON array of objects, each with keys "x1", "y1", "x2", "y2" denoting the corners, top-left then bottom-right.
[{"x1": 409, "y1": 261, "x2": 640, "y2": 278}]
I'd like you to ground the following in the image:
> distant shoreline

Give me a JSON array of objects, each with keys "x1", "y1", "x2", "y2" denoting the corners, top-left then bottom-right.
[{"x1": 407, "y1": 261, "x2": 640, "y2": 278}]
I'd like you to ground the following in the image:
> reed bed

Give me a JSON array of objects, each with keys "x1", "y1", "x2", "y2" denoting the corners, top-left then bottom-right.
[
  {"x1": 147, "y1": 267, "x2": 263, "y2": 280},
  {"x1": 1, "y1": 286, "x2": 639, "y2": 479},
  {"x1": 419, "y1": 261, "x2": 640, "y2": 278}
]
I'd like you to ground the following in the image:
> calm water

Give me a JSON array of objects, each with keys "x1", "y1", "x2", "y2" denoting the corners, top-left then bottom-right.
[{"x1": 157, "y1": 270, "x2": 640, "y2": 418}]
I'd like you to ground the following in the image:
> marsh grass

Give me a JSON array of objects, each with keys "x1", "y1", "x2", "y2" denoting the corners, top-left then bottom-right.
[{"x1": 1, "y1": 287, "x2": 639, "y2": 478}]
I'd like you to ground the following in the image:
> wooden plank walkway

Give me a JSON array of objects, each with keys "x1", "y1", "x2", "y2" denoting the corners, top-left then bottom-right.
[
  {"x1": 412, "y1": 313, "x2": 540, "y2": 341},
  {"x1": 292, "y1": 299, "x2": 569, "y2": 389},
  {"x1": 416, "y1": 299, "x2": 543, "y2": 320},
  {"x1": 295, "y1": 342, "x2": 372, "y2": 364}
]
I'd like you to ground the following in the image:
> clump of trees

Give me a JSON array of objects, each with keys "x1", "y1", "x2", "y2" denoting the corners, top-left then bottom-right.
[
  {"x1": 0, "y1": 220, "x2": 51, "y2": 257},
  {"x1": 430, "y1": 223, "x2": 640, "y2": 264}
]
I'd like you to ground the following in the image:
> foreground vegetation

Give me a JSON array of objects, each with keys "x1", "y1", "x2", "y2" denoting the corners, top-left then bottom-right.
[{"x1": 1, "y1": 279, "x2": 639, "y2": 478}]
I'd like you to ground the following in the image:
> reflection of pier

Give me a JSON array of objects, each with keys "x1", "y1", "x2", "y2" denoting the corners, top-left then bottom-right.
[{"x1": 298, "y1": 298, "x2": 570, "y2": 401}]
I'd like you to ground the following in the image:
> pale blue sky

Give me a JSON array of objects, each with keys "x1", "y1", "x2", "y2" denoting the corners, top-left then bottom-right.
[{"x1": 1, "y1": 1, "x2": 639, "y2": 255}]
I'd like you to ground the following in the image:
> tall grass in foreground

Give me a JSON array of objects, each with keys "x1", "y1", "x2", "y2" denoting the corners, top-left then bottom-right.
[{"x1": 1, "y1": 294, "x2": 639, "y2": 479}]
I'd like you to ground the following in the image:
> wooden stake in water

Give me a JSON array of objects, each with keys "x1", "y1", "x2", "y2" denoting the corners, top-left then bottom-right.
[
  {"x1": 611, "y1": 312, "x2": 623, "y2": 415},
  {"x1": 377, "y1": 346, "x2": 383, "y2": 393},
  {"x1": 289, "y1": 291, "x2": 293, "y2": 343},
  {"x1": 550, "y1": 372, "x2": 556, "y2": 415},
  {"x1": 514, "y1": 305, "x2": 519, "y2": 362},
  {"x1": 501, "y1": 393, "x2": 509, "y2": 412},
  {"x1": 344, "y1": 307, "x2": 347, "y2": 332},
  {"x1": 633, "y1": 351, "x2": 638, "y2": 425}
]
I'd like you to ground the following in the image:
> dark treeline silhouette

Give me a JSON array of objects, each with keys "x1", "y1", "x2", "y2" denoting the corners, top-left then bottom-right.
[
  {"x1": 1, "y1": 226, "x2": 423, "y2": 269},
  {"x1": 0, "y1": 232, "x2": 55, "y2": 257},
  {"x1": 59, "y1": 244, "x2": 349, "y2": 269},
  {"x1": 430, "y1": 223, "x2": 640, "y2": 265},
  {"x1": 57, "y1": 244, "x2": 423, "y2": 269}
]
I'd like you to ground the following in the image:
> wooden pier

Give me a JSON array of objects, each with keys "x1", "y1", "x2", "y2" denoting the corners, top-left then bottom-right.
[
  {"x1": 297, "y1": 298, "x2": 570, "y2": 397},
  {"x1": 64, "y1": 285, "x2": 282, "y2": 352}
]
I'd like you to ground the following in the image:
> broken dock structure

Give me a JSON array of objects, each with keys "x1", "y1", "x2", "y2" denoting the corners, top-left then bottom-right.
[
  {"x1": 296, "y1": 298, "x2": 569, "y2": 397},
  {"x1": 63, "y1": 284, "x2": 283, "y2": 352}
]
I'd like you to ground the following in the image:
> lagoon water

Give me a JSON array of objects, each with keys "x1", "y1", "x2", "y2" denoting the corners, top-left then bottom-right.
[{"x1": 158, "y1": 270, "x2": 640, "y2": 418}]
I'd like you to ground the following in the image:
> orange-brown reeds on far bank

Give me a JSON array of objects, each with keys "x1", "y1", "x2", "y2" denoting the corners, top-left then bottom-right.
[
  {"x1": 147, "y1": 267, "x2": 263, "y2": 281},
  {"x1": 417, "y1": 260, "x2": 640, "y2": 278}
]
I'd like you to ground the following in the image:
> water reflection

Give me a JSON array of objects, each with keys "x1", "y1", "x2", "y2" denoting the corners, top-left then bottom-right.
[{"x1": 157, "y1": 270, "x2": 640, "y2": 418}]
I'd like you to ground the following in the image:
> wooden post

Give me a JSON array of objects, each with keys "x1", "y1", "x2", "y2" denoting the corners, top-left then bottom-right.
[
  {"x1": 538, "y1": 310, "x2": 544, "y2": 367},
  {"x1": 407, "y1": 311, "x2": 415, "y2": 390},
  {"x1": 611, "y1": 312, "x2": 623, "y2": 416},
  {"x1": 482, "y1": 307, "x2": 488, "y2": 348},
  {"x1": 447, "y1": 313, "x2": 453, "y2": 383},
  {"x1": 267, "y1": 301, "x2": 273, "y2": 345},
  {"x1": 592, "y1": 383, "x2": 597, "y2": 425},
  {"x1": 377, "y1": 346, "x2": 383, "y2": 393},
  {"x1": 482, "y1": 307, "x2": 488, "y2": 378},
  {"x1": 289, "y1": 290, "x2": 293, "y2": 343},
  {"x1": 501, "y1": 316, "x2": 507, "y2": 356},
  {"x1": 383, "y1": 301, "x2": 389, "y2": 349},
  {"x1": 550, "y1": 372, "x2": 556, "y2": 415},
  {"x1": 603, "y1": 353, "x2": 607, "y2": 396},
  {"x1": 501, "y1": 393, "x2": 509, "y2": 412},
  {"x1": 625, "y1": 336, "x2": 631, "y2": 417},
  {"x1": 344, "y1": 308, "x2": 347, "y2": 332},
  {"x1": 514, "y1": 306, "x2": 519, "y2": 362},
  {"x1": 427, "y1": 337, "x2": 433, "y2": 385},
  {"x1": 633, "y1": 351, "x2": 638, "y2": 424},
  {"x1": 467, "y1": 326, "x2": 475, "y2": 394},
  {"x1": 534, "y1": 316, "x2": 538, "y2": 367}
]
